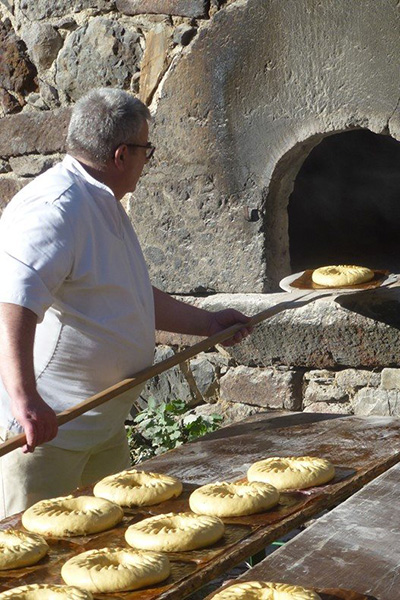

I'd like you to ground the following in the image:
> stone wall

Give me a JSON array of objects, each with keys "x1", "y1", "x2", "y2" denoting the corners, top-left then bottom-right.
[
  {"x1": 0, "y1": 0, "x2": 225, "y2": 210},
  {"x1": 144, "y1": 290, "x2": 400, "y2": 424}
]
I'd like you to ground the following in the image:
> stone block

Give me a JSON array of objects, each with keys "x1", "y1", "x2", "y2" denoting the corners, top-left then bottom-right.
[
  {"x1": 0, "y1": 0, "x2": 14, "y2": 13},
  {"x1": 220, "y1": 365, "x2": 302, "y2": 410},
  {"x1": 0, "y1": 160, "x2": 11, "y2": 174},
  {"x1": 352, "y1": 388, "x2": 400, "y2": 417},
  {"x1": 9, "y1": 154, "x2": 61, "y2": 177},
  {"x1": 116, "y1": 0, "x2": 209, "y2": 18},
  {"x1": 173, "y1": 24, "x2": 197, "y2": 46},
  {"x1": 0, "y1": 19, "x2": 37, "y2": 97},
  {"x1": 191, "y1": 400, "x2": 263, "y2": 427},
  {"x1": 138, "y1": 345, "x2": 198, "y2": 410},
  {"x1": 0, "y1": 177, "x2": 29, "y2": 214},
  {"x1": 17, "y1": 0, "x2": 115, "y2": 21},
  {"x1": 0, "y1": 108, "x2": 70, "y2": 156},
  {"x1": 139, "y1": 24, "x2": 172, "y2": 105},
  {"x1": 189, "y1": 352, "x2": 229, "y2": 403},
  {"x1": 303, "y1": 402, "x2": 352, "y2": 415},
  {"x1": 303, "y1": 370, "x2": 334, "y2": 384},
  {"x1": 22, "y1": 23, "x2": 63, "y2": 70},
  {"x1": 381, "y1": 368, "x2": 400, "y2": 390},
  {"x1": 0, "y1": 87, "x2": 21, "y2": 117},
  {"x1": 335, "y1": 368, "x2": 380, "y2": 389},
  {"x1": 303, "y1": 370, "x2": 349, "y2": 408},
  {"x1": 55, "y1": 18, "x2": 142, "y2": 102}
]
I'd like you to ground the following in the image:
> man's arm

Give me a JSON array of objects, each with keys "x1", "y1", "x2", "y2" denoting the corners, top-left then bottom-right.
[
  {"x1": 0, "y1": 303, "x2": 58, "y2": 453},
  {"x1": 153, "y1": 286, "x2": 252, "y2": 346}
]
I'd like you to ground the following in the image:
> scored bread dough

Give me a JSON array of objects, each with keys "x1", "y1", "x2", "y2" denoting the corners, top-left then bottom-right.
[
  {"x1": 189, "y1": 481, "x2": 280, "y2": 517},
  {"x1": 93, "y1": 469, "x2": 183, "y2": 507},
  {"x1": 125, "y1": 512, "x2": 225, "y2": 551},
  {"x1": 247, "y1": 457, "x2": 335, "y2": 491},
  {"x1": 0, "y1": 530, "x2": 49, "y2": 570},
  {"x1": 211, "y1": 581, "x2": 321, "y2": 600},
  {"x1": 311, "y1": 265, "x2": 374, "y2": 287},
  {"x1": 0, "y1": 584, "x2": 93, "y2": 599},
  {"x1": 22, "y1": 495, "x2": 123, "y2": 537},
  {"x1": 61, "y1": 547, "x2": 170, "y2": 593}
]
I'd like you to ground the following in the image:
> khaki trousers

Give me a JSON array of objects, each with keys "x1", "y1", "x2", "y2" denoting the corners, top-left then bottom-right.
[{"x1": 0, "y1": 427, "x2": 130, "y2": 519}]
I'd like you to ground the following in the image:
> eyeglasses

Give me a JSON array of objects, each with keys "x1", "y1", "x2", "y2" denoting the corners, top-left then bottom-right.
[{"x1": 124, "y1": 142, "x2": 156, "y2": 160}]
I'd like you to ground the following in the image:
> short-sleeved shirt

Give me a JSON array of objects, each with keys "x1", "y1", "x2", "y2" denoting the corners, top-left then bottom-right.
[{"x1": 0, "y1": 155, "x2": 155, "y2": 450}]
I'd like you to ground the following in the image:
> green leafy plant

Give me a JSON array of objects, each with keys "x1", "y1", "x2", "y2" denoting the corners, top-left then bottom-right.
[{"x1": 126, "y1": 397, "x2": 223, "y2": 464}]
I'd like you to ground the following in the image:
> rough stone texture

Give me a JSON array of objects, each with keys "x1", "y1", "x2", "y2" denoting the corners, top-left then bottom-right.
[
  {"x1": 116, "y1": 0, "x2": 209, "y2": 18},
  {"x1": 303, "y1": 402, "x2": 352, "y2": 415},
  {"x1": 191, "y1": 399, "x2": 263, "y2": 426},
  {"x1": 0, "y1": 160, "x2": 11, "y2": 174},
  {"x1": 55, "y1": 18, "x2": 142, "y2": 102},
  {"x1": 381, "y1": 368, "x2": 400, "y2": 390},
  {"x1": 335, "y1": 368, "x2": 381, "y2": 389},
  {"x1": 130, "y1": 0, "x2": 400, "y2": 293},
  {"x1": 0, "y1": 0, "x2": 14, "y2": 13},
  {"x1": 137, "y1": 345, "x2": 199, "y2": 411},
  {"x1": 139, "y1": 24, "x2": 172, "y2": 105},
  {"x1": 173, "y1": 24, "x2": 197, "y2": 46},
  {"x1": 22, "y1": 23, "x2": 63, "y2": 71},
  {"x1": 220, "y1": 365, "x2": 302, "y2": 410},
  {"x1": 189, "y1": 353, "x2": 229, "y2": 404},
  {"x1": 0, "y1": 177, "x2": 29, "y2": 213},
  {"x1": 9, "y1": 154, "x2": 61, "y2": 177},
  {"x1": 193, "y1": 290, "x2": 400, "y2": 368},
  {"x1": 0, "y1": 87, "x2": 21, "y2": 117},
  {"x1": 0, "y1": 108, "x2": 70, "y2": 156},
  {"x1": 38, "y1": 81, "x2": 60, "y2": 109},
  {"x1": 24, "y1": 92, "x2": 48, "y2": 111},
  {"x1": 16, "y1": 0, "x2": 115, "y2": 21},
  {"x1": 352, "y1": 388, "x2": 400, "y2": 417},
  {"x1": 303, "y1": 371, "x2": 349, "y2": 405},
  {"x1": 0, "y1": 18, "x2": 37, "y2": 100}
]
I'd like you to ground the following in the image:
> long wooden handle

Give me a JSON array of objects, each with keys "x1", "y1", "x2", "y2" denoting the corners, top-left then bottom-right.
[{"x1": 0, "y1": 292, "x2": 317, "y2": 457}]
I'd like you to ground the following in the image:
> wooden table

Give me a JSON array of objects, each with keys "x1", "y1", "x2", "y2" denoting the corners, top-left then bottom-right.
[
  {"x1": 1, "y1": 412, "x2": 400, "y2": 599},
  {"x1": 206, "y1": 460, "x2": 400, "y2": 600}
]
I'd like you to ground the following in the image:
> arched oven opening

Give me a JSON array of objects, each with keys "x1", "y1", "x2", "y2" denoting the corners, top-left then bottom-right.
[{"x1": 288, "y1": 129, "x2": 400, "y2": 275}]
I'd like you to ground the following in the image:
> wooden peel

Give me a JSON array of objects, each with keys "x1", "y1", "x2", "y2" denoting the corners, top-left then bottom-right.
[{"x1": 0, "y1": 289, "x2": 335, "y2": 458}]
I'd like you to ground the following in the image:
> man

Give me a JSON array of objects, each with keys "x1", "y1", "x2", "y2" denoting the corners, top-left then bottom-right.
[{"x1": 0, "y1": 88, "x2": 251, "y2": 518}]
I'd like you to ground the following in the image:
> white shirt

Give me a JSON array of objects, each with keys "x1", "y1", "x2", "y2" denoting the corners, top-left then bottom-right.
[{"x1": 0, "y1": 155, "x2": 155, "y2": 449}]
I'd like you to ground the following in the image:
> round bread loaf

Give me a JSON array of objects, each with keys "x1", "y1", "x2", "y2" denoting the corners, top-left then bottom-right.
[
  {"x1": 247, "y1": 457, "x2": 335, "y2": 490},
  {"x1": 125, "y1": 512, "x2": 224, "y2": 551},
  {"x1": 189, "y1": 481, "x2": 280, "y2": 517},
  {"x1": 93, "y1": 469, "x2": 182, "y2": 507},
  {"x1": 311, "y1": 265, "x2": 374, "y2": 287},
  {"x1": 61, "y1": 547, "x2": 170, "y2": 593},
  {"x1": 0, "y1": 584, "x2": 93, "y2": 599},
  {"x1": 22, "y1": 495, "x2": 123, "y2": 537},
  {"x1": 211, "y1": 581, "x2": 321, "y2": 599},
  {"x1": 0, "y1": 530, "x2": 49, "y2": 570}
]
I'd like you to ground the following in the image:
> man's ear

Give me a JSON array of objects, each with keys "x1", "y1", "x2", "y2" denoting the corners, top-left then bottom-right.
[{"x1": 114, "y1": 145, "x2": 127, "y2": 171}]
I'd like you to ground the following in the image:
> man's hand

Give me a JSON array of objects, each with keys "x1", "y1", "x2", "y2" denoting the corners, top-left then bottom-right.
[
  {"x1": 206, "y1": 309, "x2": 253, "y2": 347},
  {"x1": 11, "y1": 392, "x2": 58, "y2": 453}
]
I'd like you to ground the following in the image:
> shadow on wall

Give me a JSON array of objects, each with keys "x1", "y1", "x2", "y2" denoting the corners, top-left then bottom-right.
[{"x1": 289, "y1": 129, "x2": 400, "y2": 273}]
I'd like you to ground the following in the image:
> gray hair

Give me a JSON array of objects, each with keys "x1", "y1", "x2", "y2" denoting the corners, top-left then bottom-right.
[{"x1": 66, "y1": 88, "x2": 151, "y2": 167}]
